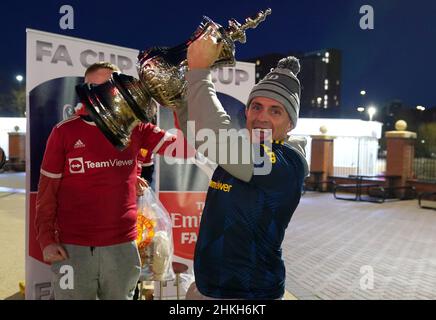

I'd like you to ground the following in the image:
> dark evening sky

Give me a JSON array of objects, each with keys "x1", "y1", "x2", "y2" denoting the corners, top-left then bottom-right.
[{"x1": 1, "y1": 0, "x2": 435, "y2": 111}]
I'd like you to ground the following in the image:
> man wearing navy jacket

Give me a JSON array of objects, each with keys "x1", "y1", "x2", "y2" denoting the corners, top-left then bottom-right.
[{"x1": 175, "y1": 34, "x2": 309, "y2": 300}]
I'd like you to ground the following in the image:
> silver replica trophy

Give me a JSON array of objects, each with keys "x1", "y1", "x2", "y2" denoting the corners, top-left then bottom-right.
[
  {"x1": 76, "y1": 9, "x2": 271, "y2": 150},
  {"x1": 137, "y1": 8, "x2": 271, "y2": 110}
]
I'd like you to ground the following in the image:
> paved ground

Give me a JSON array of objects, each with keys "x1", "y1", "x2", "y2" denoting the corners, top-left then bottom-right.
[
  {"x1": 284, "y1": 192, "x2": 436, "y2": 300},
  {"x1": 0, "y1": 172, "x2": 25, "y2": 300},
  {"x1": 2, "y1": 172, "x2": 436, "y2": 300}
]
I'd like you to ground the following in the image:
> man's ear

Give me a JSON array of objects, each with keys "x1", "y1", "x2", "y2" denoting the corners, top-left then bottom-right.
[{"x1": 287, "y1": 120, "x2": 293, "y2": 132}]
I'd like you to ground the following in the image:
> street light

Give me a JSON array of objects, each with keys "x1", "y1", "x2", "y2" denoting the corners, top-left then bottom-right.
[
  {"x1": 357, "y1": 107, "x2": 365, "y2": 112},
  {"x1": 416, "y1": 105, "x2": 426, "y2": 111},
  {"x1": 16, "y1": 75, "x2": 24, "y2": 82},
  {"x1": 367, "y1": 106, "x2": 377, "y2": 121},
  {"x1": 360, "y1": 90, "x2": 366, "y2": 96}
]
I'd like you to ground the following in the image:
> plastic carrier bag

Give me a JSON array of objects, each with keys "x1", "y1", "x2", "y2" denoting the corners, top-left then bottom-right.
[{"x1": 136, "y1": 188, "x2": 175, "y2": 281}]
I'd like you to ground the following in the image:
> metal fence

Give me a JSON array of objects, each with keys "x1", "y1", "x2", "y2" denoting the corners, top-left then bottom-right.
[
  {"x1": 294, "y1": 134, "x2": 436, "y2": 181},
  {"x1": 414, "y1": 158, "x2": 436, "y2": 182},
  {"x1": 413, "y1": 139, "x2": 436, "y2": 182},
  {"x1": 333, "y1": 137, "x2": 383, "y2": 177},
  {"x1": 293, "y1": 135, "x2": 385, "y2": 177}
]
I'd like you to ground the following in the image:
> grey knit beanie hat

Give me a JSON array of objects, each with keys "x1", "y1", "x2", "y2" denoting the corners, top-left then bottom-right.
[{"x1": 247, "y1": 56, "x2": 301, "y2": 127}]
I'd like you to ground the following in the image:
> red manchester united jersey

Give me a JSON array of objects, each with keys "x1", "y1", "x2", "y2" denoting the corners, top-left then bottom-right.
[{"x1": 40, "y1": 116, "x2": 174, "y2": 246}]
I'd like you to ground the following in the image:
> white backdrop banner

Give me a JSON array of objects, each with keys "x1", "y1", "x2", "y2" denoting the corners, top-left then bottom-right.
[
  {"x1": 156, "y1": 61, "x2": 255, "y2": 298},
  {"x1": 26, "y1": 28, "x2": 255, "y2": 300},
  {"x1": 26, "y1": 29, "x2": 138, "y2": 300}
]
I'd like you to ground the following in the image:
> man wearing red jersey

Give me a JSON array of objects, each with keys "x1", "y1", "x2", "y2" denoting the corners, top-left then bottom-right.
[{"x1": 35, "y1": 62, "x2": 185, "y2": 300}]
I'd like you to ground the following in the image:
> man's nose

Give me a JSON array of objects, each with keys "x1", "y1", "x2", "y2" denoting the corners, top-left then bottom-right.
[{"x1": 255, "y1": 109, "x2": 270, "y2": 122}]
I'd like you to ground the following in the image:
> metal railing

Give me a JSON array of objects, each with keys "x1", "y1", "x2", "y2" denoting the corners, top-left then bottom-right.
[
  {"x1": 333, "y1": 137, "x2": 383, "y2": 177},
  {"x1": 414, "y1": 139, "x2": 436, "y2": 182},
  {"x1": 293, "y1": 135, "x2": 385, "y2": 178},
  {"x1": 414, "y1": 158, "x2": 436, "y2": 182}
]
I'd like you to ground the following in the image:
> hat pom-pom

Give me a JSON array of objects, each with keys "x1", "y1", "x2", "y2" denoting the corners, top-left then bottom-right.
[{"x1": 277, "y1": 56, "x2": 300, "y2": 76}]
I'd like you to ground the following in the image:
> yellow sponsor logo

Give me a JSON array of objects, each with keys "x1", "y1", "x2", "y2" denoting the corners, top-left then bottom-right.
[
  {"x1": 209, "y1": 180, "x2": 233, "y2": 192},
  {"x1": 261, "y1": 144, "x2": 276, "y2": 164}
]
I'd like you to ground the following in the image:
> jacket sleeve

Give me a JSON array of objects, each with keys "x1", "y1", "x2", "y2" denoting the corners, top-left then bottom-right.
[{"x1": 184, "y1": 69, "x2": 254, "y2": 182}]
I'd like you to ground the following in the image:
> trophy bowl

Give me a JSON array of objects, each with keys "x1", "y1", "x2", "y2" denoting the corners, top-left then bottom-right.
[{"x1": 76, "y1": 73, "x2": 154, "y2": 150}]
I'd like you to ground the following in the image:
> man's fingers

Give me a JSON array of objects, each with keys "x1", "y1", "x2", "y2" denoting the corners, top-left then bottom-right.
[
  {"x1": 217, "y1": 42, "x2": 224, "y2": 52},
  {"x1": 51, "y1": 254, "x2": 64, "y2": 263},
  {"x1": 136, "y1": 178, "x2": 147, "y2": 196},
  {"x1": 44, "y1": 252, "x2": 62, "y2": 263},
  {"x1": 58, "y1": 246, "x2": 68, "y2": 260},
  {"x1": 137, "y1": 177, "x2": 149, "y2": 188}
]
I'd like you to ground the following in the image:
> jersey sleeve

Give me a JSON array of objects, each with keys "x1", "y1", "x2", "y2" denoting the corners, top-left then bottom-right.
[
  {"x1": 137, "y1": 123, "x2": 173, "y2": 153},
  {"x1": 35, "y1": 126, "x2": 66, "y2": 250},
  {"x1": 137, "y1": 123, "x2": 196, "y2": 159},
  {"x1": 136, "y1": 148, "x2": 153, "y2": 176},
  {"x1": 35, "y1": 175, "x2": 61, "y2": 249},
  {"x1": 40, "y1": 126, "x2": 66, "y2": 178}
]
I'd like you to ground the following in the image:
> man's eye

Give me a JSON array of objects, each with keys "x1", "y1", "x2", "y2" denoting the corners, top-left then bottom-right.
[{"x1": 271, "y1": 109, "x2": 281, "y2": 115}]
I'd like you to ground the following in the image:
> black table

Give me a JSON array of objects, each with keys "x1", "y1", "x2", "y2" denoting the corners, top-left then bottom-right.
[{"x1": 333, "y1": 175, "x2": 385, "y2": 203}]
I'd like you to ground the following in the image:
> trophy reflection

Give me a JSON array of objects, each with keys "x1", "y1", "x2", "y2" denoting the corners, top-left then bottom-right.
[
  {"x1": 75, "y1": 72, "x2": 156, "y2": 149},
  {"x1": 76, "y1": 9, "x2": 271, "y2": 150}
]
